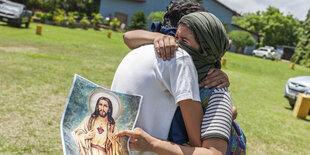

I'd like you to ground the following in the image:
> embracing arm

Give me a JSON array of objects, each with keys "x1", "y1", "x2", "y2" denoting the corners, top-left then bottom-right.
[
  {"x1": 178, "y1": 99, "x2": 203, "y2": 147},
  {"x1": 123, "y1": 30, "x2": 178, "y2": 60},
  {"x1": 123, "y1": 30, "x2": 165, "y2": 49},
  {"x1": 117, "y1": 128, "x2": 227, "y2": 155},
  {"x1": 152, "y1": 136, "x2": 227, "y2": 155}
]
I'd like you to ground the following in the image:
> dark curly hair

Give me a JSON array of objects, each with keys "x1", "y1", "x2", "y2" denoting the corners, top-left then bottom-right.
[{"x1": 163, "y1": 1, "x2": 207, "y2": 28}]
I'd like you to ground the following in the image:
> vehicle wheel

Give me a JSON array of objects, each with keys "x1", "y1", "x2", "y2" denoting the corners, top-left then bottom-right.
[
  {"x1": 288, "y1": 98, "x2": 296, "y2": 109},
  {"x1": 14, "y1": 22, "x2": 21, "y2": 27},
  {"x1": 25, "y1": 22, "x2": 30, "y2": 28},
  {"x1": 263, "y1": 55, "x2": 266, "y2": 59}
]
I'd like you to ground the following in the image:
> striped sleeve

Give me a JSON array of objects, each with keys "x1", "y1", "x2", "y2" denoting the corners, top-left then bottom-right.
[{"x1": 201, "y1": 87, "x2": 233, "y2": 143}]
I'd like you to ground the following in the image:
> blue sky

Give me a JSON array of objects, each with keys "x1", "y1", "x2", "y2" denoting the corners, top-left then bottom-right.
[{"x1": 217, "y1": 0, "x2": 310, "y2": 21}]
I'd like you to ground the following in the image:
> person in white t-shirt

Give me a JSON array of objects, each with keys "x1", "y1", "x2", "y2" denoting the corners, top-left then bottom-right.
[
  {"x1": 111, "y1": 43, "x2": 202, "y2": 146},
  {"x1": 115, "y1": 3, "x2": 233, "y2": 155}
]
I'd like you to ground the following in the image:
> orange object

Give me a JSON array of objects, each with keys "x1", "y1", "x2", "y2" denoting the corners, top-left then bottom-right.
[
  {"x1": 36, "y1": 25, "x2": 42, "y2": 35},
  {"x1": 290, "y1": 63, "x2": 295, "y2": 70},
  {"x1": 107, "y1": 31, "x2": 112, "y2": 38},
  {"x1": 275, "y1": 57, "x2": 279, "y2": 62},
  {"x1": 221, "y1": 58, "x2": 227, "y2": 67},
  {"x1": 293, "y1": 93, "x2": 310, "y2": 119}
]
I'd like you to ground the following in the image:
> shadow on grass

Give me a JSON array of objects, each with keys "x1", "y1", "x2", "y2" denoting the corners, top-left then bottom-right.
[
  {"x1": 297, "y1": 117, "x2": 310, "y2": 122},
  {"x1": 284, "y1": 105, "x2": 310, "y2": 122},
  {"x1": 0, "y1": 22, "x2": 30, "y2": 29},
  {"x1": 284, "y1": 106, "x2": 294, "y2": 111}
]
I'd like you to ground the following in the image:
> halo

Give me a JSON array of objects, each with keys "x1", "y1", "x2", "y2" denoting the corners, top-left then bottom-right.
[{"x1": 88, "y1": 90, "x2": 122, "y2": 121}]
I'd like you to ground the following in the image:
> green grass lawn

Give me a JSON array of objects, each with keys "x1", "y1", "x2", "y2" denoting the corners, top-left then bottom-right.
[{"x1": 0, "y1": 22, "x2": 309, "y2": 154}]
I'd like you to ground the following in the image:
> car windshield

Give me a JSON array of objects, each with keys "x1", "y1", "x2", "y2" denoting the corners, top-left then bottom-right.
[{"x1": 1, "y1": 3, "x2": 22, "y2": 13}]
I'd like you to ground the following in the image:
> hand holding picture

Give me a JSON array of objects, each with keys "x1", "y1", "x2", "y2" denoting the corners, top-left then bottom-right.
[{"x1": 117, "y1": 128, "x2": 156, "y2": 152}]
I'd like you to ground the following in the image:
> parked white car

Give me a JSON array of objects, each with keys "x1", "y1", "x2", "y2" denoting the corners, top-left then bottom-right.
[
  {"x1": 252, "y1": 47, "x2": 277, "y2": 59},
  {"x1": 284, "y1": 76, "x2": 310, "y2": 108}
]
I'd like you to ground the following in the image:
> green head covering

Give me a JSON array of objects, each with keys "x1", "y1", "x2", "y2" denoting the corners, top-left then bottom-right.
[{"x1": 177, "y1": 12, "x2": 229, "y2": 82}]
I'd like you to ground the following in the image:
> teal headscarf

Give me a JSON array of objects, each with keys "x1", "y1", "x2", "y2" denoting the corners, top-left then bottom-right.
[{"x1": 177, "y1": 12, "x2": 229, "y2": 82}]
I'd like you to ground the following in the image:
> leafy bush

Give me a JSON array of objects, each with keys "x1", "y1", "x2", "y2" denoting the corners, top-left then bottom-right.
[
  {"x1": 148, "y1": 11, "x2": 165, "y2": 23},
  {"x1": 34, "y1": 11, "x2": 44, "y2": 20},
  {"x1": 228, "y1": 30, "x2": 255, "y2": 52},
  {"x1": 53, "y1": 9, "x2": 67, "y2": 25},
  {"x1": 43, "y1": 12, "x2": 53, "y2": 21},
  {"x1": 109, "y1": 17, "x2": 120, "y2": 31},
  {"x1": 72, "y1": 11, "x2": 80, "y2": 18},
  {"x1": 67, "y1": 12, "x2": 78, "y2": 28},
  {"x1": 127, "y1": 11, "x2": 147, "y2": 30},
  {"x1": 91, "y1": 13, "x2": 102, "y2": 30},
  {"x1": 80, "y1": 16, "x2": 90, "y2": 29}
]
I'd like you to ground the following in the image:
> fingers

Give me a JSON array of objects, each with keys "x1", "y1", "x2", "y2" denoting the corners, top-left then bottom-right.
[
  {"x1": 217, "y1": 81, "x2": 230, "y2": 89},
  {"x1": 116, "y1": 130, "x2": 138, "y2": 138},
  {"x1": 158, "y1": 39, "x2": 166, "y2": 60},
  {"x1": 166, "y1": 37, "x2": 178, "y2": 60},
  {"x1": 199, "y1": 74, "x2": 223, "y2": 87},
  {"x1": 199, "y1": 76, "x2": 229, "y2": 88},
  {"x1": 154, "y1": 40, "x2": 161, "y2": 58},
  {"x1": 207, "y1": 68, "x2": 216, "y2": 75},
  {"x1": 154, "y1": 35, "x2": 178, "y2": 61},
  {"x1": 206, "y1": 68, "x2": 221, "y2": 78},
  {"x1": 117, "y1": 127, "x2": 144, "y2": 138},
  {"x1": 200, "y1": 79, "x2": 221, "y2": 88},
  {"x1": 200, "y1": 69, "x2": 230, "y2": 88}
]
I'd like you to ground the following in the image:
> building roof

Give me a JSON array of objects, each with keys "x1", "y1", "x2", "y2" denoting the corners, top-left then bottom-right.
[
  {"x1": 231, "y1": 24, "x2": 263, "y2": 37},
  {"x1": 126, "y1": 0, "x2": 240, "y2": 16},
  {"x1": 212, "y1": 0, "x2": 240, "y2": 16}
]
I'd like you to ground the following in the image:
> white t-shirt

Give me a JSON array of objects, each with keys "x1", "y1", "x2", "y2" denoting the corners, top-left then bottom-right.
[{"x1": 111, "y1": 45, "x2": 200, "y2": 141}]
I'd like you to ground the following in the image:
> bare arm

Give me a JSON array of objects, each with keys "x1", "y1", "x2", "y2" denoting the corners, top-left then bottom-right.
[
  {"x1": 123, "y1": 30, "x2": 178, "y2": 60},
  {"x1": 178, "y1": 99, "x2": 203, "y2": 147},
  {"x1": 152, "y1": 137, "x2": 227, "y2": 155},
  {"x1": 123, "y1": 30, "x2": 165, "y2": 49},
  {"x1": 117, "y1": 128, "x2": 227, "y2": 155}
]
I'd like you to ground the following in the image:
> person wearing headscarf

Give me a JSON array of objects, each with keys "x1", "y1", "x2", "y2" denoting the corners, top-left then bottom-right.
[{"x1": 118, "y1": 12, "x2": 234, "y2": 155}]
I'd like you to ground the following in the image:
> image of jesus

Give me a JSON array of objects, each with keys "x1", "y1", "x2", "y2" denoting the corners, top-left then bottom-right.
[{"x1": 73, "y1": 97, "x2": 123, "y2": 155}]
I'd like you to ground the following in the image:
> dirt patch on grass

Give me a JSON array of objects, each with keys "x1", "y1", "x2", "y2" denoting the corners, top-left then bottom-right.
[{"x1": 0, "y1": 46, "x2": 38, "y2": 53}]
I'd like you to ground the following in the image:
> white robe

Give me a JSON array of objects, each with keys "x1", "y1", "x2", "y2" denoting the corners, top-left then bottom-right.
[{"x1": 72, "y1": 116, "x2": 122, "y2": 155}]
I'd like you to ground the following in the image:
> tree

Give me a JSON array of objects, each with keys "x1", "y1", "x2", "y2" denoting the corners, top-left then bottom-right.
[
  {"x1": 148, "y1": 11, "x2": 165, "y2": 23},
  {"x1": 291, "y1": 9, "x2": 310, "y2": 67},
  {"x1": 228, "y1": 30, "x2": 255, "y2": 53},
  {"x1": 261, "y1": 7, "x2": 301, "y2": 47},
  {"x1": 233, "y1": 6, "x2": 301, "y2": 48},
  {"x1": 127, "y1": 11, "x2": 147, "y2": 30},
  {"x1": 233, "y1": 13, "x2": 263, "y2": 35}
]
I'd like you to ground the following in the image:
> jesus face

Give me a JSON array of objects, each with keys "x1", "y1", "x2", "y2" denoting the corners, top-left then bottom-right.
[{"x1": 98, "y1": 99, "x2": 109, "y2": 118}]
